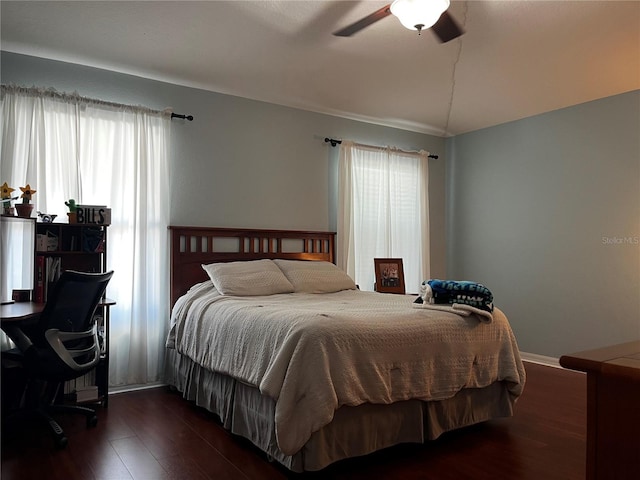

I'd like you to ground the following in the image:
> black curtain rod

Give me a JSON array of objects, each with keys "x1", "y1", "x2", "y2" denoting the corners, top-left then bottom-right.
[
  {"x1": 171, "y1": 113, "x2": 194, "y2": 121},
  {"x1": 324, "y1": 137, "x2": 438, "y2": 159}
]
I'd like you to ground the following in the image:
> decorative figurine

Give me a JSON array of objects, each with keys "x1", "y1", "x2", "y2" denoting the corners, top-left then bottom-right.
[
  {"x1": 1, "y1": 182, "x2": 17, "y2": 215},
  {"x1": 37, "y1": 211, "x2": 57, "y2": 223},
  {"x1": 66, "y1": 198, "x2": 78, "y2": 223},
  {"x1": 15, "y1": 184, "x2": 36, "y2": 218}
]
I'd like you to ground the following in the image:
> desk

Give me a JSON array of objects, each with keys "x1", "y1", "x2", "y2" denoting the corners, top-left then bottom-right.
[
  {"x1": 1, "y1": 298, "x2": 116, "y2": 407},
  {"x1": 0, "y1": 301, "x2": 45, "y2": 322},
  {"x1": 560, "y1": 341, "x2": 640, "y2": 480}
]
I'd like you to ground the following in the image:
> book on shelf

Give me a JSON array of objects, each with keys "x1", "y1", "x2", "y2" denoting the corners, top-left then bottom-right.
[
  {"x1": 35, "y1": 256, "x2": 63, "y2": 303},
  {"x1": 35, "y1": 255, "x2": 45, "y2": 303},
  {"x1": 94, "y1": 314, "x2": 106, "y2": 353},
  {"x1": 44, "y1": 257, "x2": 62, "y2": 300},
  {"x1": 75, "y1": 385, "x2": 99, "y2": 403},
  {"x1": 83, "y1": 227, "x2": 105, "y2": 253},
  {"x1": 36, "y1": 231, "x2": 58, "y2": 252},
  {"x1": 64, "y1": 371, "x2": 99, "y2": 403}
]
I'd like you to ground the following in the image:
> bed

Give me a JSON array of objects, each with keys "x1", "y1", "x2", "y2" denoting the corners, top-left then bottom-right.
[{"x1": 164, "y1": 226, "x2": 526, "y2": 472}]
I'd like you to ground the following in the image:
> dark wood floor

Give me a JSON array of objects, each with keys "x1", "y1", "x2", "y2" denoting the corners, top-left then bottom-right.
[{"x1": 1, "y1": 361, "x2": 586, "y2": 479}]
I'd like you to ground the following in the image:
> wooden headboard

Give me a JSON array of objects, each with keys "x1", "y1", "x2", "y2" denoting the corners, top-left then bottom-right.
[{"x1": 169, "y1": 226, "x2": 336, "y2": 307}]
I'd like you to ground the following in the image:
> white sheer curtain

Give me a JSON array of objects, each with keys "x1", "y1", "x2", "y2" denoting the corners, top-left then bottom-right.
[
  {"x1": 337, "y1": 141, "x2": 430, "y2": 294},
  {"x1": 0, "y1": 85, "x2": 170, "y2": 387}
]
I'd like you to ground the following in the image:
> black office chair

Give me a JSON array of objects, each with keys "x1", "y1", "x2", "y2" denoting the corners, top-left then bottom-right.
[{"x1": 2, "y1": 270, "x2": 114, "y2": 449}]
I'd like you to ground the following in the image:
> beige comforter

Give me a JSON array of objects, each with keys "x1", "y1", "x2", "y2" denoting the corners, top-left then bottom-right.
[{"x1": 167, "y1": 282, "x2": 526, "y2": 456}]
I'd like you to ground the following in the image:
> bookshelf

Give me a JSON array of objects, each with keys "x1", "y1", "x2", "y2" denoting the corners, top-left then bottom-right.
[
  {"x1": 34, "y1": 223, "x2": 107, "y2": 302},
  {"x1": 33, "y1": 221, "x2": 111, "y2": 406}
]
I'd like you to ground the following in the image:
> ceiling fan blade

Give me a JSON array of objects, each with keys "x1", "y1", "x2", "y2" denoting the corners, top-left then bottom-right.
[
  {"x1": 430, "y1": 11, "x2": 464, "y2": 43},
  {"x1": 333, "y1": 4, "x2": 392, "y2": 37}
]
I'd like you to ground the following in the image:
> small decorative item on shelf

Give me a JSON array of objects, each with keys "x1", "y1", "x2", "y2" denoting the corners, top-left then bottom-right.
[
  {"x1": 15, "y1": 184, "x2": 36, "y2": 218},
  {"x1": 11, "y1": 289, "x2": 31, "y2": 303},
  {"x1": 65, "y1": 199, "x2": 77, "y2": 223},
  {"x1": 1, "y1": 182, "x2": 17, "y2": 216},
  {"x1": 37, "y1": 211, "x2": 58, "y2": 223},
  {"x1": 77, "y1": 204, "x2": 111, "y2": 226}
]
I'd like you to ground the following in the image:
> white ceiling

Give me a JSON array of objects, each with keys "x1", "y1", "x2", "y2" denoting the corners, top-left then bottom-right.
[{"x1": 1, "y1": 1, "x2": 639, "y2": 136}]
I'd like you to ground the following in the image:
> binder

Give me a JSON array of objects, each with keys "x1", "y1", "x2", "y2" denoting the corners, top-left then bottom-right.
[{"x1": 35, "y1": 255, "x2": 45, "y2": 303}]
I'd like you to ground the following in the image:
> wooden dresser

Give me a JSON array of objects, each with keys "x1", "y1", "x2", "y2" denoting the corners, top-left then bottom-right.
[{"x1": 560, "y1": 341, "x2": 640, "y2": 480}]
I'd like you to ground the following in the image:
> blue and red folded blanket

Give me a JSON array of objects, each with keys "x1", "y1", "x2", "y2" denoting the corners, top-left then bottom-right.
[{"x1": 415, "y1": 279, "x2": 494, "y2": 313}]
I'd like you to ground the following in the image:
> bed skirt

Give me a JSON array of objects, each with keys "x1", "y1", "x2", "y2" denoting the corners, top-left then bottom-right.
[{"x1": 164, "y1": 348, "x2": 516, "y2": 472}]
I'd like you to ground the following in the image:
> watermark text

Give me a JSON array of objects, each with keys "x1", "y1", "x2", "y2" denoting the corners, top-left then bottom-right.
[{"x1": 602, "y1": 236, "x2": 639, "y2": 246}]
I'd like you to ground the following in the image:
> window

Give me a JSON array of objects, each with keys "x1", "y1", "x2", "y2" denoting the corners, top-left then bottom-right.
[
  {"x1": 337, "y1": 141, "x2": 430, "y2": 294},
  {"x1": 1, "y1": 85, "x2": 170, "y2": 386}
]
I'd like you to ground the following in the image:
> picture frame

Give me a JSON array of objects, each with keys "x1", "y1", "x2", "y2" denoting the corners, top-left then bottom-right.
[{"x1": 374, "y1": 258, "x2": 405, "y2": 294}]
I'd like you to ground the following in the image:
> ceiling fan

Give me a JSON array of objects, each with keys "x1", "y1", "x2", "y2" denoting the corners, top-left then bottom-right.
[{"x1": 333, "y1": 0, "x2": 464, "y2": 43}]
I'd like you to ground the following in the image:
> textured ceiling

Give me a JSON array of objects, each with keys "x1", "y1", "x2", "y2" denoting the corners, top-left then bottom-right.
[{"x1": 1, "y1": 1, "x2": 639, "y2": 136}]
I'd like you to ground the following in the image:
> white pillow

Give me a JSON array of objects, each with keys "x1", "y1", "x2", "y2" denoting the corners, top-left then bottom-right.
[
  {"x1": 202, "y1": 259, "x2": 294, "y2": 296},
  {"x1": 273, "y1": 260, "x2": 357, "y2": 293}
]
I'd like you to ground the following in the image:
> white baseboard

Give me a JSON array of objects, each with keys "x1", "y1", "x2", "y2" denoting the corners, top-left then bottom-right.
[{"x1": 520, "y1": 351, "x2": 562, "y2": 368}]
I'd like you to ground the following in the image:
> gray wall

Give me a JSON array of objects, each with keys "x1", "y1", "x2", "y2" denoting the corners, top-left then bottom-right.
[
  {"x1": 0, "y1": 51, "x2": 447, "y2": 277},
  {"x1": 5, "y1": 51, "x2": 638, "y2": 359},
  {"x1": 446, "y1": 91, "x2": 640, "y2": 357}
]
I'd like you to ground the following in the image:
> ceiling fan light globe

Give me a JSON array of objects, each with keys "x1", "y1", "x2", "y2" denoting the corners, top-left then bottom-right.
[{"x1": 390, "y1": 0, "x2": 450, "y2": 31}]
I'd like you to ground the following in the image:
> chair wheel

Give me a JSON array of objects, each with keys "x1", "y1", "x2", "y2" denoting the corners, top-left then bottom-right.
[
  {"x1": 87, "y1": 415, "x2": 98, "y2": 428},
  {"x1": 55, "y1": 436, "x2": 68, "y2": 450}
]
